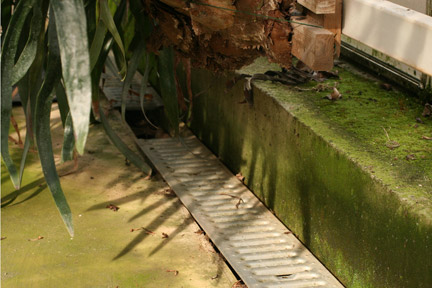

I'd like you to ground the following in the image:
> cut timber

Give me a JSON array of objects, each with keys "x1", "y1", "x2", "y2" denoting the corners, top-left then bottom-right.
[
  {"x1": 324, "y1": 0, "x2": 342, "y2": 57},
  {"x1": 292, "y1": 24, "x2": 334, "y2": 71},
  {"x1": 298, "y1": 0, "x2": 336, "y2": 14}
]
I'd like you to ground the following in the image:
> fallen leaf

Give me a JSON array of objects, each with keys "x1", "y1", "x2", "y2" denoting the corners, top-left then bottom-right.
[
  {"x1": 382, "y1": 127, "x2": 400, "y2": 149},
  {"x1": 28, "y1": 236, "x2": 44, "y2": 241},
  {"x1": 143, "y1": 174, "x2": 152, "y2": 180},
  {"x1": 194, "y1": 230, "x2": 204, "y2": 235},
  {"x1": 379, "y1": 83, "x2": 392, "y2": 91},
  {"x1": 241, "y1": 77, "x2": 253, "y2": 106},
  {"x1": 220, "y1": 193, "x2": 244, "y2": 209},
  {"x1": 232, "y1": 280, "x2": 248, "y2": 288},
  {"x1": 406, "y1": 154, "x2": 416, "y2": 161},
  {"x1": 325, "y1": 87, "x2": 342, "y2": 100},
  {"x1": 386, "y1": 141, "x2": 400, "y2": 149},
  {"x1": 422, "y1": 103, "x2": 431, "y2": 117},
  {"x1": 106, "y1": 204, "x2": 120, "y2": 211},
  {"x1": 162, "y1": 233, "x2": 169, "y2": 239},
  {"x1": 1, "y1": 237, "x2": 6, "y2": 240},
  {"x1": 236, "y1": 173, "x2": 245, "y2": 182},
  {"x1": 284, "y1": 231, "x2": 292, "y2": 234},
  {"x1": 422, "y1": 136, "x2": 432, "y2": 140},
  {"x1": 317, "y1": 70, "x2": 339, "y2": 80},
  {"x1": 166, "y1": 270, "x2": 179, "y2": 276}
]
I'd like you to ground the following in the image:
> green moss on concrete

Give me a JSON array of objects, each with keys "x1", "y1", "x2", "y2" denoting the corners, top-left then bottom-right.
[
  {"x1": 1, "y1": 107, "x2": 236, "y2": 288},
  {"x1": 188, "y1": 58, "x2": 432, "y2": 288}
]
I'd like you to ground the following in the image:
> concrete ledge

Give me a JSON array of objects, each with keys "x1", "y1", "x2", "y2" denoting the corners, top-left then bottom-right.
[{"x1": 187, "y1": 58, "x2": 432, "y2": 287}]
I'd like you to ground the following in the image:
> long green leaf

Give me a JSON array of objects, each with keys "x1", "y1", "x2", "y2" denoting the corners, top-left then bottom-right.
[
  {"x1": 1, "y1": 0, "x2": 35, "y2": 189},
  {"x1": 99, "y1": 107, "x2": 152, "y2": 175},
  {"x1": 34, "y1": 14, "x2": 73, "y2": 237},
  {"x1": 16, "y1": 0, "x2": 48, "y2": 188},
  {"x1": 61, "y1": 112, "x2": 75, "y2": 163},
  {"x1": 158, "y1": 46, "x2": 179, "y2": 135},
  {"x1": 140, "y1": 53, "x2": 150, "y2": 115},
  {"x1": 17, "y1": 75, "x2": 33, "y2": 187},
  {"x1": 121, "y1": 38, "x2": 146, "y2": 122},
  {"x1": 100, "y1": 0, "x2": 126, "y2": 78},
  {"x1": 89, "y1": 20, "x2": 107, "y2": 71},
  {"x1": 11, "y1": 3, "x2": 43, "y2": 85},
  {"x1": 55, "y1": 81, "x2": 69, "y2": 127},
  {"x1": 51, "y1": 0, "x2": 92, "y2": 155}
]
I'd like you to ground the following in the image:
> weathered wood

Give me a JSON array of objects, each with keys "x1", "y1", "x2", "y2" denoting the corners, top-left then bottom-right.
[
  {"x1": 324, "y1": 0, "x2": 342, "y2": 57},
  {"x1": 297, "y1": 0, "x2": 336, "y2": 14},
  {"x1": 146, "y1": 0, "x2": 296, "y2": 71},
  {"x1": 292, "y1": 23, "x2": 334, "y2": 71}
]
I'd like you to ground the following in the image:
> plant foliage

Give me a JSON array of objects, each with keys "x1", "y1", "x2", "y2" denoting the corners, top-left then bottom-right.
[{"x1": 1, "y1": 0, "x2": 180, "y2": 236}]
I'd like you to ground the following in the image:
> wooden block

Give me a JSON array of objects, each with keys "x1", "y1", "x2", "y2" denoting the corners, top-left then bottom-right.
[
  {"x1": 292, "y1": 24, "x2": 334, "y2": 71},
  {"x1": 324, "y1": 0, "x2": 342, "y2": 57},
  {"x1": 297, "y1": 0, "x2": 336, "y2": 14}
]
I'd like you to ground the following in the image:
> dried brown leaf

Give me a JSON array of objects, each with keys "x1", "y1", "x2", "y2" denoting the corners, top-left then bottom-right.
[
  {"x1": 220, "y1": 193, "x2": 244, "y2": 209},
  {"x1": 236, "y1": 172, "x2": 245, "y2": 182},
  {"x1": 232, "y1": 280, "x2": 248, "y2": 288},
  {"x1": 406, "y1": 154, "x2": 416, "y2": 161},
  {"x1": 422, "y1": 103, "x2": 431, "y2": 117},
  {"x1": 325, "y1": 87, "x2": 342, "y2": 100},
  {"x1": 28, "y1": 236, "x2": 44, "y2": 241},
  {"x1": 379, "y1": 83, "x2": 392, "y2": 91},
  {"x1": 166, "y1": 270, "x2": 179, "y2": 276},
  {"x1": 106, "y1": 204, "x2": 120, "y2": 211}
]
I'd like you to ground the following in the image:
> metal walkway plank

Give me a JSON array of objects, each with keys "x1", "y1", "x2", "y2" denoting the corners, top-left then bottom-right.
[{"x1": 137, "y1": 136, "x2": 344, "y2": 288}]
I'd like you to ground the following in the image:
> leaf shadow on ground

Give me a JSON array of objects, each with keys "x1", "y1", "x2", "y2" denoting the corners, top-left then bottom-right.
[{"x1": 1, "y1": 177, "x2": 46, "y2": 208}]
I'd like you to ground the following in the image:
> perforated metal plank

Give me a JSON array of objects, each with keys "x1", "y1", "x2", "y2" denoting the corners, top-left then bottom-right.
[{"x1": 137, "y1": 136, "x2": 344, "y2": 288}]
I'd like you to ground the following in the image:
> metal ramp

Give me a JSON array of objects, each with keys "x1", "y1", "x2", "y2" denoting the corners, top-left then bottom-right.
[{"x1": 137, "y1": 136, "x2": 344, "y2": 288}]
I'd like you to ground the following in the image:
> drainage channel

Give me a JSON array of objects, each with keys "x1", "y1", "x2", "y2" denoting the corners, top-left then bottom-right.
[{"x1": 137, "y1": 136, "x2": 344, "y2": 288}]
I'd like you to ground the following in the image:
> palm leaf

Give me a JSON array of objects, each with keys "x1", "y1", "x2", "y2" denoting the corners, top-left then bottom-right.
[
  {"x1": 89, "y1": 20, "x2": 108, "y2": 71},
  {"x1": 1, "y1": 0, "x2": 35, "y2": 189},
  {"x1": 100, "y1": 0, "x2": 126, "y2": 78},
  {"x1": 61, "y1": 112, "x2": 75, "y2": 163},
  {"x1": 51, "y1": 0, "x2": 92, "y2": 155},
  {"x1": 34, "y1": 14, "x2": 73, "y2": 236},
  {"x1": 99, "y1": 107, "x2": 152, "y2": 176},
  {"x1": 120, "y1": 37, "x2": 146, "y2": 122},
  {"x1": 11, "y1": 3, "x2": 43, "y2": 85}
]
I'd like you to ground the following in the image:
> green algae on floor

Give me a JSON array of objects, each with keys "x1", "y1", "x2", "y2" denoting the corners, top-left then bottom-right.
[{"x1": 1, "y1": 106, "x2": 236, "y2": 288}]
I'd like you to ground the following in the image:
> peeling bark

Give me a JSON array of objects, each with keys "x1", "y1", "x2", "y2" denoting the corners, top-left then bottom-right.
[{"x1": 145, "y1": 0, "x2": 295, "y2": 71}]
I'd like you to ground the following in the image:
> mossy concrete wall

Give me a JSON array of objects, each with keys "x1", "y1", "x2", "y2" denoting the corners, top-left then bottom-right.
[{"x1": 186, "y1": 59, "x2": 432, "y2": 288}]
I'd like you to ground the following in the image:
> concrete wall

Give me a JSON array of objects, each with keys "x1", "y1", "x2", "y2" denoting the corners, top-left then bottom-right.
[
  {"x1": 388, "y1": 0, "x2": 428, "y2": 14},
  {"x1": 185, "y1": 59, "x2": 432, "y2": 287}
]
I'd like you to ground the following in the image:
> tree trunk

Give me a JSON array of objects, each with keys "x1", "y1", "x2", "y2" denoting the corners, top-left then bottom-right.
[{"x1": 144, "y1": 0, "x2": 295, "y2": 71}]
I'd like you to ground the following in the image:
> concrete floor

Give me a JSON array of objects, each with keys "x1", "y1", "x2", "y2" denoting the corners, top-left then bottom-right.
[{"x1": 1, "y1": 105, "x2": 236, "y2": 288}]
